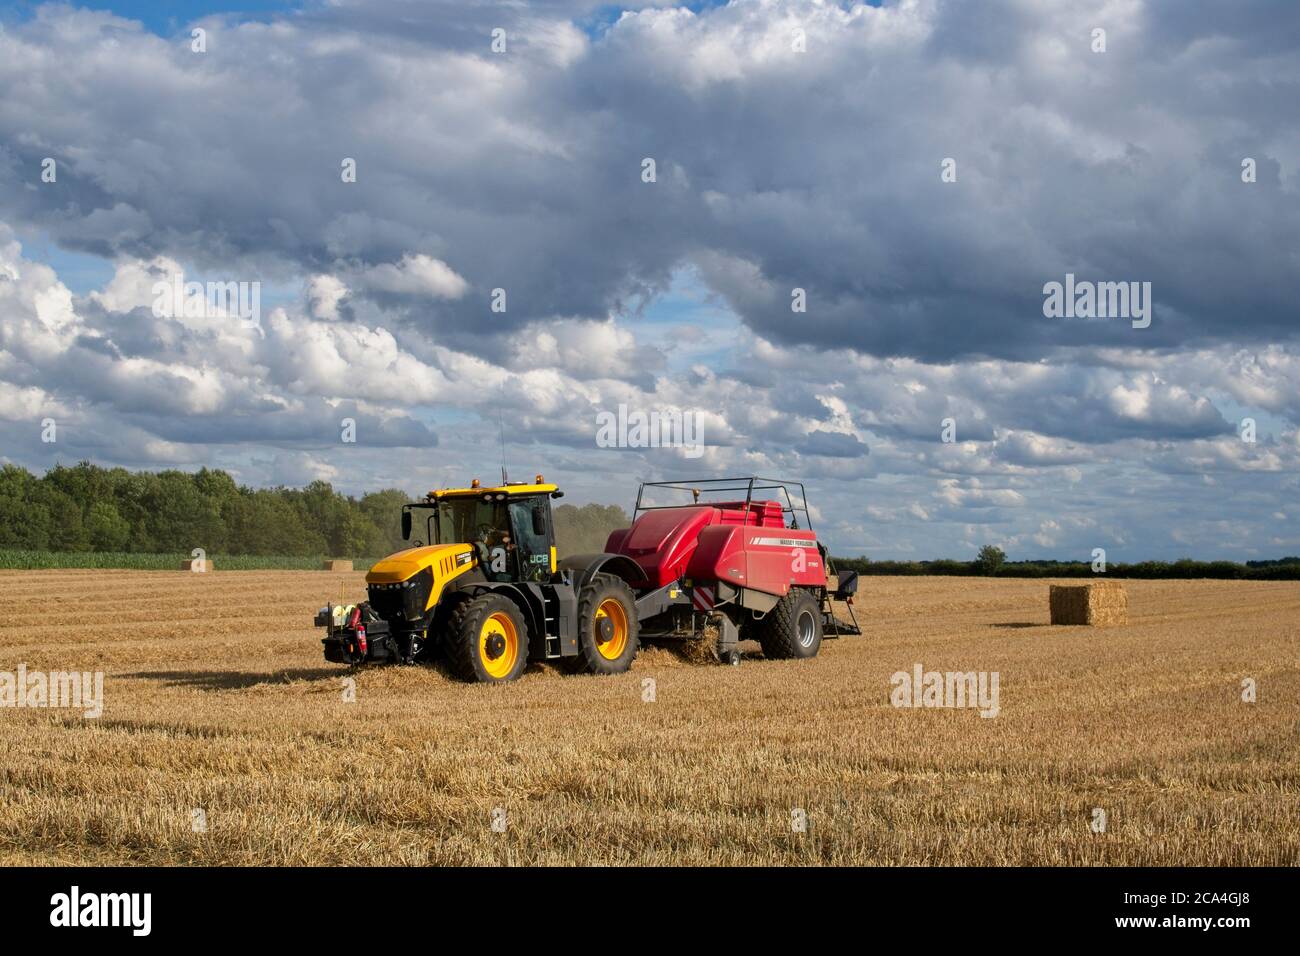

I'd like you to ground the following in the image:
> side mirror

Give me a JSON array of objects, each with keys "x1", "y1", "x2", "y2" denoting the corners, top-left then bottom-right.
[
  {"x1": 401, "y1": 510, "x2": 412, "y2": 541},
  {"x1": 532, "y1": 506, "x2": 547, "y2": 537}
]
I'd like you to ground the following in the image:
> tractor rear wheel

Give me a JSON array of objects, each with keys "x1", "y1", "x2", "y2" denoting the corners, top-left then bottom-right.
[
  {"x1": 446, "y1": 593, "x2": 529, "y2": 683},
  {"x1": 567, "y1": 575, "x2": 639, "y2": 675},
  {"x1": 757, "y1": 588, "x2": 822, "y2": 660}
]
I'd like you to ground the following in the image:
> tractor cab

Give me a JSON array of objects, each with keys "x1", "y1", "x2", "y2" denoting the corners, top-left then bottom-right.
[{"x1": 400, "y1": 476, "x2": 561, "y2": 584}]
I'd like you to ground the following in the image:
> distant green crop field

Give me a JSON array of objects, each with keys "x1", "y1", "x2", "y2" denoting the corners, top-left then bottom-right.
[{"x1": 0, "y1": 550, "x2": 376, "y2": 572}]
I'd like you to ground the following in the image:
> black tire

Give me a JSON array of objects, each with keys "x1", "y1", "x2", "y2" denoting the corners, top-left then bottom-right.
[
  {"x1": 425, "y1": 591, "x2": 471, "y2": 662},
  {"x1": 757, "y1": 588, "x2": 822, "y2": 660},
  {"x1": 445, "y1": 592, "x2": 529, "y2": 683},
  {"x1": 566, "y1": 575, "x2": 639, "y2": 675}
]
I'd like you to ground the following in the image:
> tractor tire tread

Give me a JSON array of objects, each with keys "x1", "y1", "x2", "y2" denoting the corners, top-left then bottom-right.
[
  {"x1": 566, "y1": 575, "x2": 640, "y2": 675},
  {"x1": 445, "y1": 592, "x2": 526, "y2": 683}
]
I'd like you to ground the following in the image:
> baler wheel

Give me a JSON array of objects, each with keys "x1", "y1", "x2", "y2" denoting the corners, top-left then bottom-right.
[
  {"x1": 567, "y1": 575, "x2": 640, "y2": 675},
  {"x1": 757, "y1": 588, "x2": 823, "y2": 660}
]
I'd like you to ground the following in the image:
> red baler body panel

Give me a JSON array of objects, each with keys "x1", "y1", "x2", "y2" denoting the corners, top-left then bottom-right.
[
  {"x1": 607, "y1": 500, "x2": 826, "y2": 596},
  {"x1": 605, "y1": 506, "x2": 714, "y2": 588}
]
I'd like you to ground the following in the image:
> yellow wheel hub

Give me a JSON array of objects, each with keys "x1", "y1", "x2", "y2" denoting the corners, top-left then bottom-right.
[
  {"x1": 479, "y1": 612, "x2": 520, "y2": 679},
  {"x1": 594, "y1": 598, "x2": 629, "y2": 660}
]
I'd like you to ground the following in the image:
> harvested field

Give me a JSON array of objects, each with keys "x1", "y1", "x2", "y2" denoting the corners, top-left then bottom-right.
[{"x1": 0, "y1": 570, "x2": 1297, "y2": 866}]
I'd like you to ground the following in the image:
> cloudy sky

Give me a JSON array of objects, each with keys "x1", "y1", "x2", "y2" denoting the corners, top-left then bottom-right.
[{"x1": 0, "y1": 0, "x2": 1297, "y2": 560}]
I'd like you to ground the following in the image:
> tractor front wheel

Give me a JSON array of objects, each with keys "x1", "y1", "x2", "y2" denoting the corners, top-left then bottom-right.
[
  {"x1": 756, "y1": 588, "x2": 822, "y2": 660},
  {"x1": 446, "y1": 593, "x2": 529, "y2": 683},
  {"x1": 567, "y1": 575, "x2": 639, "y2": 675}
]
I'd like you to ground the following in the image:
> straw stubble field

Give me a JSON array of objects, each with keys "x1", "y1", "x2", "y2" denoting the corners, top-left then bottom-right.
[{"x1": 1, "y1": 570, "x2": 1297, "y2": 866}]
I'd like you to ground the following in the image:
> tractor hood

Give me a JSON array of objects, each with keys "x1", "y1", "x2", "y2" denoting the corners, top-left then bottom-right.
[{"x1": 366, "y1": 543, "x2": 474, "y2": 584}]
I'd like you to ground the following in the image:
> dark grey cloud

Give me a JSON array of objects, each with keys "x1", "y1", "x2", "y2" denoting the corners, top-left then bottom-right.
[{"x1": 2, "y1": 1, "x2": 1295, "y2": 365}]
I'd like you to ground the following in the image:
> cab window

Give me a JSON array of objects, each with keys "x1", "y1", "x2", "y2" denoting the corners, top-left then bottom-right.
[
  {"x1": 436, "y1": 498, "x2": 514, "y2": 583},
  {"x1": 509, "y1": 499, "x2": 551, "y2": 582}
]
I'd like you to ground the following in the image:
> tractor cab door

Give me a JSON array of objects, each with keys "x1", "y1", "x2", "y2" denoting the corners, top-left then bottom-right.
[{"x1": 508, "y1": 497, "x2": 555, "y2": 583}]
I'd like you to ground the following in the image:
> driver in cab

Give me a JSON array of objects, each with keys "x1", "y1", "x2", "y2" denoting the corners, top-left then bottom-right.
[{"x1": 475, "y1": 520, "x2": 517, "y2": 581}]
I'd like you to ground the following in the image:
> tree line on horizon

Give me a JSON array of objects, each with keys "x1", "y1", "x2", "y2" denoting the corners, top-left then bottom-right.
[
  {"x1": 0, "y1": 462, "x2": 626, "y2": 560},
  {"x1": 1, "y1": 463, "x2": 1295, "y2": 579},
  {"x1": 835, "y1": 551, "x2": 1300, "y2": 581}
]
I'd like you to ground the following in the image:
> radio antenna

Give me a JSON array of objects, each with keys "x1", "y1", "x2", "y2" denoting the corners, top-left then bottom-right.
[{"x1": 498, "y1": 405, "x2": 509, "y2": 485}]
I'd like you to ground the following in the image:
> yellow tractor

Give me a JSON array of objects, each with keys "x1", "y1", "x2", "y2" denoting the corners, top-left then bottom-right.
[{"x1": 315, "y1": 475, "x2": 648, "y2": 683}]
